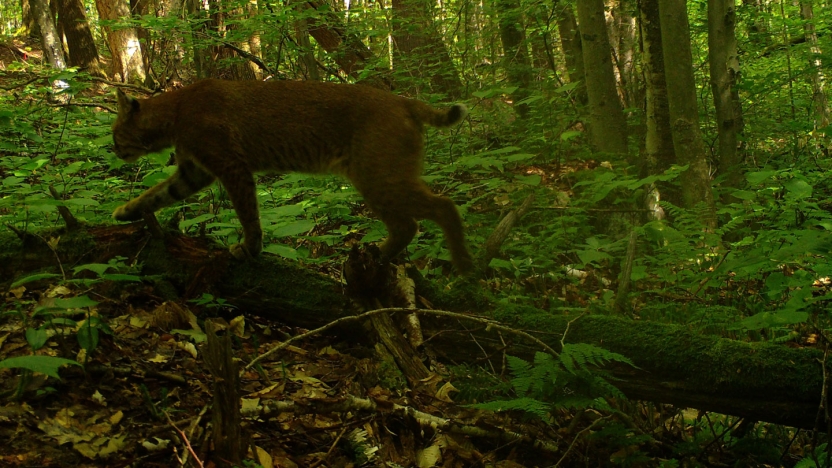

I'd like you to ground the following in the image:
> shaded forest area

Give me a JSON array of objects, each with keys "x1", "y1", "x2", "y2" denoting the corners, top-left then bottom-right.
[{"x1": 1, "y1": 0, "x2": 832, "y2": 466}]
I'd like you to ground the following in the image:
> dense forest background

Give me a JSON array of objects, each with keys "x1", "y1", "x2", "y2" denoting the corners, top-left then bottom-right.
[{"x1": 1, "y1": 0, "x2": 832, "y2": 466}]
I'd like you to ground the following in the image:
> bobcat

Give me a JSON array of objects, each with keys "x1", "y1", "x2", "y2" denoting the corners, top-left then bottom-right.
[{"x1": 111, "y1": 79, "x2": 473, "y2": 273}]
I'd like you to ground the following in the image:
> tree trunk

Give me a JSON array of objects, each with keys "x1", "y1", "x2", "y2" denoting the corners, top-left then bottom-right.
[
  {"x1": 57, "y1": 0, "x2": 103, "y2": 76},
  {"x1": 129, "y1": 0, "x2": 152, "y2": 84},
  {"x1": 576, "y1": 0, "x2": 628, "y2": 154},
  {"x1": 657, "y1": 0, "x2": 716, "y2": 227},
  {"x1": 245, "y1": 0, "x2": 263, "y2": 80},
  {"x1": 95, "y1": 0, "x2": 146, "y2": 83},
  {"x1": 31, "y1": 0, "x2": 66, "y2": 70},
  {"x1": 21, "y1": 0, "x2": 42, "y2": 38},
  {"x1": 640, "y1": 0, "x2": 677, "y2": 211},
  {"x1": 2, "y1": 222, "x2": 826, "y2": 430},
  {"x1": 555, "y1": 3, "x2": 587, "y2": 104},
  {"x1": 295, "y1": 14, "x2": 321, "y2": 81},
  {"x1": 302, "y1": 0, "x2": 391, "y2": 89},
  {"x1": 610, "y1": 1, "x2": 637, "y2": 108},
  {"x1": 708, "y1": 0, "x2": 744, "y2": 196},
  {"x1": 496, "y1": 0, "x2": 533, "y2": 117},
  {"x1": 799, "y1": 1, "x2": 830, "y2": 134},
  {"x1": 391, "y1": 0, "x2": 463, "y2": 99},
  {"x1": 742, "y1": 0, "x2": 768, "y2": 45}
]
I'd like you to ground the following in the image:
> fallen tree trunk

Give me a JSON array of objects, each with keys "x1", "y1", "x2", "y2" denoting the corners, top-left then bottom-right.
[{"x1": 1, "y1": 222, "x2": 825, "y2": 430}]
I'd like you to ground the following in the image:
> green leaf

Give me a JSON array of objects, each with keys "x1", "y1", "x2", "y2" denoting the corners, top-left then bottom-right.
[
  {"x1": 730, "y1": 190, "x2": 757, "y2": 201},
  {"x1": 73, "y1": 263, "x2": 114, "y2": 277},
  {"x1": 263, "y1": 244, "x2": 299, "y2": 259},
  {"x1": 746, "y1": 170, "x2": 778, "y2": 185},
  {"x1": 101, "y1": 274, "x2": 143, "y2": 282},
  {"x1": 0, "y1": 356, "x2": 80, "y2": 380},
  {"x1": 488, "y1": 258, "x2": 513, "y2": 269},
  {"x1": 77, "y1": 325, "x2": 99, "y2": 351},
  {"x1": 515, "y1": 174, "x2": 541, "y2": 186},
  {"x1": 734, "y1": 310, "x2": 809, "y2": 330},
  {"x1": 54, "y1": 296, "x2": 99, "y2": 309},
  {"x1": 269, "y1": 220, "x2": 317, "y2": 238},
  {"x1": 25, "y1": 327, "x2": 48, "y2": 350},
  {"x1": 64, "y1": 198, "x2": 100, "y2": 206},
  {"x1": 783, "y1": 178, "x2": 812, "y2": 198},
  {"x1": 179, "y1": 213, "x2": 216, "y2": 229},
  {"x1": 11, "y1": 273, "x2": 61, "y2": 288}
]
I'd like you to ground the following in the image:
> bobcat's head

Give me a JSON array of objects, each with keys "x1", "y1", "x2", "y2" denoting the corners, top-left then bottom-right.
[{"x1": 112, "y1": 90, "x2": 156, "y2": 163}]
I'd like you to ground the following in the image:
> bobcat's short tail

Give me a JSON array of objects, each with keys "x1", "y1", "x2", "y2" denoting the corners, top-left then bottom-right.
[{"x1": 410, "y1": 101, "x2": 468, "y2": 128}]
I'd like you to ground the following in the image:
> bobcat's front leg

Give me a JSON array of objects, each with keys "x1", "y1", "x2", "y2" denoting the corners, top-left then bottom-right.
[
  {"x1": 114, "y1": 160, "x2": 216, "y2": 221},
  {"x1": 219, "y1": 171, "x2": 263, "y2": 260}
]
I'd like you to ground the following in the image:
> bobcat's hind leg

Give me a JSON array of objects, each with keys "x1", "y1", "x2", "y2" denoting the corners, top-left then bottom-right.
[
  {"x1": 377, "y1": 215, "x2": 419, "y2": 262},
  {"x1": 404, "y1": 182, "x2": 473, "y2": 274},
  {"x1": 114, "y1": 160, "x2": 215, "y2": 221},
  {"x1": 217, "y1": 171, "x2": 262, "y2": 260}
]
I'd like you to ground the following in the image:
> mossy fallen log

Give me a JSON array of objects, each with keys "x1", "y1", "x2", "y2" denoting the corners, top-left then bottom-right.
[{"x1": 1, "y1": 222, "x2": 824, "y2": 429}]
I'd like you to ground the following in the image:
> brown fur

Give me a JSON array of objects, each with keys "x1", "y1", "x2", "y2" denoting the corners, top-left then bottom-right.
[{"x1": 112, "y1": 79, "x2": 473, "y2": 273}]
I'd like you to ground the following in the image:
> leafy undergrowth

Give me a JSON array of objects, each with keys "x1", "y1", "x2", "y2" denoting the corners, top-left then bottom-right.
[{"x1": 0, "y1": 276, "x2": 821, "y2": 467}]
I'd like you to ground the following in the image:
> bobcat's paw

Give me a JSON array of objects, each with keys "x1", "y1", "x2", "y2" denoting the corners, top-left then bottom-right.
[
  {"x1": 113, "y1": 205, "x2": 140, "y2": 222},
  {"x1": 229, "y1": 243, "x2": 252, "y2": 260}
]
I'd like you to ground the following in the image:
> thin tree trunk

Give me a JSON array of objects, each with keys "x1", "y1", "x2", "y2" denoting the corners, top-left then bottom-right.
[
  {"x1": 496, "y1": 0, "x2": 533, "y2": 117},
  {"x1": 611, "y1": 1, "x2": 637, "y2": 108},
  {"x1": 576, "y1": 0, "x2": 628, "y2": 154},
  {"x1": 799, "y1": 1, "x2": 830, "y2": 133},
  {"x1": 129, "y1": 0, "x2": 153, "y2": 84},
  {"x1": 295, "y1": 15, "x2": 321, "y2": 81},
  {"x1": 640, "y1": 0, "x2": 677, "y2": 212},
  {"x1": 95, "y1": 0, "x2": 146, "y2": 83},
  {"x1": 391, "y1": 0, "x2": 463, "y2": 99},
  {"x1": 658, "y1": 0, "x2": 716, "y2": 226},
  {"x1": 743, "y1": 0, "x2": 768, "y2": 45},
  {"x1": 57, "y1": 0, "x2": 103, "y2": 76},
  {"x1": 21, "y1": 0, "x2": 42, "y2": 38},
  {"x1": 31, "y1": 0, "x2": 65, "y2": 70},
  {"x1": 555, "y1": 3, "x2": 587, "y2": 104},
  {"x1": 708, "y1": 0, "x2": 744, "y2": 195},
  {"x1": 303, "y1": 0, "x2": 391, "y2": 89},
  {"x1": 245, "y1": 0, "x2": 263, "y2": 80}
]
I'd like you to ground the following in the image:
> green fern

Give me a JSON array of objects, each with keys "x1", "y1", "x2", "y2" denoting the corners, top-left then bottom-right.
[
  {"x1": 471, "y1": 345, "x2": 635, "y2": 420},
  {"x1": 559, "y1": 343, "x2": 636, "y2": 374}
]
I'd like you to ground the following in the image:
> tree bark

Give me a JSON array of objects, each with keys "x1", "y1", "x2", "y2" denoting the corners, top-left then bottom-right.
[
  {"x1": 576, "y1": 0, "x2": 628, "y2": 154},
  {"x1": 2, "y1": 223, "x2": 825, "y2": 430},
  {"x1": 496, "y1": 0, "x2": 533, "y2": 117},
  {"x1": 555, "y1": 3, "x2": 587, "y2": 104},
  {"x1": 657, "y1": 0, "x2": 716, "y2": 227},
  {"x1": 57, "y1": 0, "x2": 103, "y2": 76},
  {"x1": 21, "y1": 0, "x2": 42, "y2": 38},
  {"x1": 640, "y1": 0, "x2": 678, "y2": 212},
  {"x1": 391, "y1": 0, "x2": 463, "y2": 99},
  {"x1": 31, "y1": 0, "x2": 66, "y2": 70},
  {"x1": 799, "y1": 1, "x2": 830, "y2": 133},
  {"x1": 95, "y1": 0, "x2": 146, "y2": 83},
  {"x1": 303, "y1": 0, "x2": 391, "y2": 90},
  {"x1": 608, "y1": 0, "x2": 637, "y2": 108},
  {"x1": 709, "y1": 0, "x2": 744, "y2": 196}
]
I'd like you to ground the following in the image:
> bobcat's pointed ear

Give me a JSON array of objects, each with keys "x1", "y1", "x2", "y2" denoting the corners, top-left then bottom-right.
[{"x1": 116, "y1": 89, "x2": 140, "y2": 115}]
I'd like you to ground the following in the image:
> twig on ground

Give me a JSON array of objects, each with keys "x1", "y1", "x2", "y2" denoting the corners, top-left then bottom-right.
[{"x1": 246, "y1": 307, "x2": 564, "y2": 370}]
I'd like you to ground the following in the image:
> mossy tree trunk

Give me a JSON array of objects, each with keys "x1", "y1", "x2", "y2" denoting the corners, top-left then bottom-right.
[{"x1": 1, "y1": 223, "x2": 824, "y2": 430}]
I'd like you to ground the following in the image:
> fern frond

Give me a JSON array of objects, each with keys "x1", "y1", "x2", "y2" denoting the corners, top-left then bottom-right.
[{"x1": 560, "y1": 343, "x2": 636, "y2": 373}]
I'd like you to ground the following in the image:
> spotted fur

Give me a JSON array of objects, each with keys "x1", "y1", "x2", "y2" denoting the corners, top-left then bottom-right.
[{"x1": 112, "y1": 79, "x2": 472, "y2": 273}]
